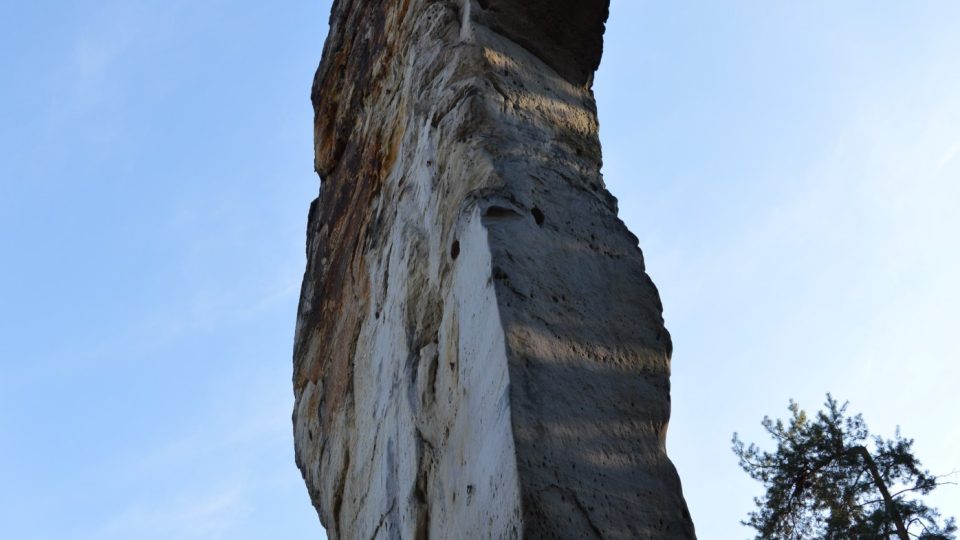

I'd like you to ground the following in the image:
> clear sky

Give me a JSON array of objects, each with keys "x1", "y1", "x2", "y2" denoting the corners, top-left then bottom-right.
[{"x1": 1, "y1": 1, "x2": 957, "y2": 539}]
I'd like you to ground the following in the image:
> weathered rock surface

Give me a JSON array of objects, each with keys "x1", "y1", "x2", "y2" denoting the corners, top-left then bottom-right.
[{"x1": 292, "y1": 1, "x2": 696, "y2": 538}]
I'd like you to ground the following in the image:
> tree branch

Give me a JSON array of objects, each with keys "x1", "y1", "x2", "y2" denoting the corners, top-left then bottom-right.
[{"x1": 852, "y1": 445, "x2": 909, "y2": 540}]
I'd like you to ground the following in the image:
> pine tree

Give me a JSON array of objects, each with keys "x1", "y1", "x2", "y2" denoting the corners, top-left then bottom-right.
[{"x1": 733, "y1": 395, "x2": 956, "y2": 539}]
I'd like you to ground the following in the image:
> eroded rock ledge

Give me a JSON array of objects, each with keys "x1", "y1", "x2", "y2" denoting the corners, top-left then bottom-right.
[{"x1": 293, "y1": 1, "x2": 696, "y2": 538}]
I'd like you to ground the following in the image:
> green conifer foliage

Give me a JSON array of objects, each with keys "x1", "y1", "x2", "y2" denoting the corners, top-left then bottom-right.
[{"x1": 733, "y1": 396, "x2": 956, "y2": 539}]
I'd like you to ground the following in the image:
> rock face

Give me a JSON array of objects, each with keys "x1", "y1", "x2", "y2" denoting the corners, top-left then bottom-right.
[{"x1": 292, "y1": 1, "x2": 696, "y2": 538}]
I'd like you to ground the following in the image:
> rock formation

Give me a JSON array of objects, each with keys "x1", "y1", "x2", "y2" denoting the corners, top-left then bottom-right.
[{"x1": 292, "y1": 1, "x2": 696, "y2": 538}]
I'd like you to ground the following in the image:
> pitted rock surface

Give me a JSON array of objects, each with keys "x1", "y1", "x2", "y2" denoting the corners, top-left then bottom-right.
[{"x1": 293, "y1": 1, "x2": 697, "y2": 538}]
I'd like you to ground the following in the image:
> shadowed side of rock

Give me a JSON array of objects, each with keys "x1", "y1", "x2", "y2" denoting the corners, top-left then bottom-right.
[{"x1": 292, "y1": 1, "x2": 696, "y2": 538}]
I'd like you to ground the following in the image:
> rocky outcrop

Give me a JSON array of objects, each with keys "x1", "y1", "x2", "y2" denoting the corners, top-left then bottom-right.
[{"x1": 292, "y1": 1, "x2": 696, "y2": 538}]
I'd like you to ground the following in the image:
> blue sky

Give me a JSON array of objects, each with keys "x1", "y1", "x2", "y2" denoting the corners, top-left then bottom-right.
[
  {"x1": 596, "y1": 1, "x2": 960, "y2": 536},
  {"x1": 1, "y1": 1, "x2": 957, "y2": 538}
]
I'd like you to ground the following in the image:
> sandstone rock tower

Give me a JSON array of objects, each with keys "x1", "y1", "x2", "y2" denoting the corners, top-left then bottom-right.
[{"x1": 292, "y1": 1, "x2": 696, "y2": 538}]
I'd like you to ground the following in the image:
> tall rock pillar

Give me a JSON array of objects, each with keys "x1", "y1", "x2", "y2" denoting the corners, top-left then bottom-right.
[{"x1": 292, "y1": 1, "x2": 696, "y2": 538}]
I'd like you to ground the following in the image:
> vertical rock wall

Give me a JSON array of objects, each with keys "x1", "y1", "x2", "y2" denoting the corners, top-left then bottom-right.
[{"x1": 292, "y1": 1, "x2": 696, "y2": 538}]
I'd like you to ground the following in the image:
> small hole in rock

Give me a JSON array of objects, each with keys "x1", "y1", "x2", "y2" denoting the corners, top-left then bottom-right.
[
  {"x1": 450, "y1": 240, "x2": 460, "y2": 260},
  {"x1": 484, "y1": 206, "x2": 521, "y2": 219},
  {"x1": 531, "y1": 207, "x2": 545, "y2": 226}
]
